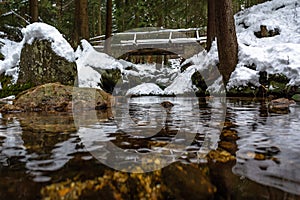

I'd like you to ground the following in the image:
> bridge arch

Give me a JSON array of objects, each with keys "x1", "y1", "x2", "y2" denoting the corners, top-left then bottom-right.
[{"x1": 89, "y1": 27, "x2": 206, "y2": 63}]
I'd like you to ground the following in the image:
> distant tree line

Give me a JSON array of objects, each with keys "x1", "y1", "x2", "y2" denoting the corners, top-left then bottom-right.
[{"x1": 0, "y1": 0, "x2": 268, "y2": 46}]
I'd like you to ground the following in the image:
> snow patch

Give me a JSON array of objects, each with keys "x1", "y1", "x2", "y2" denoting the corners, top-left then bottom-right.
[
  {"x1": 0, "y1": 39, "x2": 22, "y2": 82},
  {"x1": 75, "y1": 40, "x2": 124, "y2": 71},
  {"x1": 164, "y1": 67, "x2": 197, "y2": 95},
  {"x1": 75, "y1": 39, "x2": 124, "y2": 89},
  {"x1": 126, "y1": 83, "x2": 164, "y2": 96}
]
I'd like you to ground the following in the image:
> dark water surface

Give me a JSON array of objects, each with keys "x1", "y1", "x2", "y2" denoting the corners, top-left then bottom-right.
[{"x1": 0, "y1": 97, "x2": 299, "y2": 200}]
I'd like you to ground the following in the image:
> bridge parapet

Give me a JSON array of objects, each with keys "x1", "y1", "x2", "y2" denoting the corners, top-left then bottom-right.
[{"x1": 89, "y1": 28, "x2": 206, "y2": 59}]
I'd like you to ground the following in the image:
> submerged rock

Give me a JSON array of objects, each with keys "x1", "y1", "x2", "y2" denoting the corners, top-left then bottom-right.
[
  {"x1": 268, "y1": 98, "x2": 295, "y2": 114},
  {"x1": 160, "y1": 101, "x2": 174, "y2": 113},
  {"x1": 0, "y1": 82, "x2": 111, "y2": 113},
  {"x1": 207, "y1": 149, "x2": 236, "y2": 163},
  {"x1": 162, "y1": 163, "x2": 216, "y2": 199}
]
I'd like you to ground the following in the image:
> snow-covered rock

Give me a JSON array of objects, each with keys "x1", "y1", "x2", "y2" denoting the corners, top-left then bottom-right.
[
  {"x1": 126, "y1": 83, "x2": 164, "y2": 96},
  {"x1": 22, "y1": 23, "x2": 75, "y2": 62}
]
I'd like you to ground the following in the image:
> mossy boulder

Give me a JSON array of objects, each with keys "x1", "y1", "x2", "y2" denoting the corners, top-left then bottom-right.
[
  {"x1": 292, "y1": 94, "x2": 300, "y2": 102},
  {"x1": 0, "y1": 82, "x2": 112, "y2": 113},
  {"x1": 18, "y1": 40, "x2": 77, "y2": 87}
]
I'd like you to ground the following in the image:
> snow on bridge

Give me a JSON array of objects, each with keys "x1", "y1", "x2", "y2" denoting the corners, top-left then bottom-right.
[{"x1": 89, "y1": 28, "x2": 207, "y2": 59}]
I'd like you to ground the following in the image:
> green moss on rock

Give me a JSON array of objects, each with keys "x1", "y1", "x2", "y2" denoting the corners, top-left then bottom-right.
[
  {"x1": 0, "y1": 82, "x2": 112, "y2": 113},
  {"x1": 0, "y1": 74, "x2": 34, "y2": 98},
  {"x1": 267, "y1": 73, "x2": 289, "y2": 96},
  {"x1": 292, "y1": 94, "x2": 300, "y2": 102},
  {"x1": 227, "y1": 84, "x2": 259, "y2": 97}
]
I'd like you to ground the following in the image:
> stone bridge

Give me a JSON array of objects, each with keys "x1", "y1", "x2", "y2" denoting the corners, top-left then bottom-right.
[{"x1": 89, "y1": 28, "x2": 207, "y2": 61}]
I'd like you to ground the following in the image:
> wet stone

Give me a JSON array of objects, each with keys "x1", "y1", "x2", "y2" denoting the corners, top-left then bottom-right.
[
  {"x1": 207, "y1": 149, "x2": 236, "y2": 163},
  {"x1": 0, "y1": 82, "x2": 112, "y2": 113}
]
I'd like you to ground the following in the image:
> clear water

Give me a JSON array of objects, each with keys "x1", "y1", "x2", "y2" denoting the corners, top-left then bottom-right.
[{"x1": 0, "y1": 97, "x2": 299, "y2": 199}]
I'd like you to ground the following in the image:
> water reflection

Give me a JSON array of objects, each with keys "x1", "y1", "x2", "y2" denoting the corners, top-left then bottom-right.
[
  {"x1": 0, "y1": 112, "x2": 81, "y2": 182},
  {"x1": 228, "y1": 98, "x2": 300, "y2": 195},
  {"x1": 0, "y1": 97, "x2": 299, "y2": 199},
  {"x1": 76, "y1": 96, "x2": 225, "y2": 172}
]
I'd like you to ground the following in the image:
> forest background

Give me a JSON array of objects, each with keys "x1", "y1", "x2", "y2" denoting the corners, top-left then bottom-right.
[{"x1": 0, "y1": 0, "x2": 267, "y2": 47}]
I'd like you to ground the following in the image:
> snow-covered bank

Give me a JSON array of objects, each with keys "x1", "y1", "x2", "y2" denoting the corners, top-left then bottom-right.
[
  {"x1": 165, "y1": 0, "x2": 300, "y2": 95},
  {"x1": 229, "y1": 0, "x2": 300, "y2": 88},
  {"x1": 126, "y1": 0, "x2": 300, "y2": 96},
  {"x1": 126, "y1": 83, "x2": 164, "y2": 96}
]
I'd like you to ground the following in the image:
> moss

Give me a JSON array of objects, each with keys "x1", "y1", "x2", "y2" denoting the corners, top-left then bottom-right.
[
  {"x1": 156, "y1": 83, "x2": 167, "y2": 90},
  {"x1": 0, "y1": 74, "x2": 34, "y2": 98},
  {"x1": 269, "y1": 81, "x2": 287, "y2": 95},
  {"x1": 269, "y1": 73, "x2": 289, "y2": 84},
  {"x1": 267, "y1": 73, "x2": 289, "y2": 96},
  {"x1": 292, "y1": 94, "x2": 300, "y2": 102},
  {"x1": 227, "y1": 84, "x2": 259, "y2": 97}
]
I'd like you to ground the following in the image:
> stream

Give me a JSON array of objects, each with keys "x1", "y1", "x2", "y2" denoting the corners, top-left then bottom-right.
[{"x1": 0, "y1": 97, "x2": 299, "y2": 199}]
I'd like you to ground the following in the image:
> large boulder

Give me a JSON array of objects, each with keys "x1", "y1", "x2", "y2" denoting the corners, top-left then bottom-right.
[
  {"x1": 18, "y1": 39, "x2": 77, "y2": 87},
  {"x1": 0, "y1": 82, "x2": 112, "y2": 113}
]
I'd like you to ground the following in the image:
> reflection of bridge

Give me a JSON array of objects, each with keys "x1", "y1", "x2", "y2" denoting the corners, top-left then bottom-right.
[{"x1": 89, "y1": 28, "x2": 207, "y2": 59}]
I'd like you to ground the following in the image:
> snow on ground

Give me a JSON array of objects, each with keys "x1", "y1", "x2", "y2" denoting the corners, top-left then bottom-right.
[
  {"x1": 75, "y1": 40, "x2": 124, "y2": 89},
  {"x1": 75, "y1": 39, "x2": 180, "y2": 90},
  {"x1": 165, "y1": 42, "x2": 222, "y2": 95},
  {"x1": 0, "y1": 39, "x2": 22, "y2": 83},
  {"x1": 228, "y1": 0, "x2": 300, "y2": 88},
  {"x1": 75, "y1": 40, "x2": 124, "y2": 71},
  {"x1": 167, "y1": 0, "x2": 300, "y2": 94}
]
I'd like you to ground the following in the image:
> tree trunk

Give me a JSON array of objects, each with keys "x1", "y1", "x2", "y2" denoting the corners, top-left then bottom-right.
[
  {"x1": 98, "y1": 5, "x2": 102, "y2": 36},
  {"x1": 92, "y1": 6, "x2": 96, "y2": 36},
  {"x1": 215, "y1": 0, "x2": 238, "y2": 85},
  {"x1": 74, "y1": 0, "x2": 89, "y2": 46},
  {"x1": 56, "y1": 0, "x2": 63, "y2": 28},
  {"x1": 29, "y1": 0, "x2": 39, "y2": 23},
  {"x1": 206, "y1": 0, "x2": 216, "y2": 51},
  {"x1": 104, "y1": 0, "x2": 112, "y2": 54}
]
